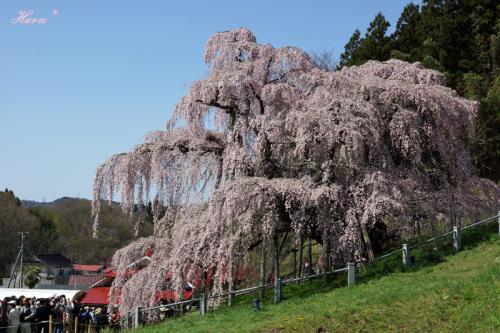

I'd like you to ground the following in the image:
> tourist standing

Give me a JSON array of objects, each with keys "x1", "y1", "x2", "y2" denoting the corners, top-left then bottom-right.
[
  {"x1": 7, "y1": 301, "x2": 20, "y2": 333},
  {"x1": 19, "y1": 298, "x2": 32, "y2": 333},
  {"x1": 0, "y1": 298, "x2": 9, "y2": 333},
  {"x1": 25, "y1": 297, "x2": 37, "y2": 333}
]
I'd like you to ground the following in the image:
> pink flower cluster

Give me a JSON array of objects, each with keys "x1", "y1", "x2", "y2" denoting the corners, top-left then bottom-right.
[{"x1": 92, "y1": 28, "x2": 500, "y2": 320}]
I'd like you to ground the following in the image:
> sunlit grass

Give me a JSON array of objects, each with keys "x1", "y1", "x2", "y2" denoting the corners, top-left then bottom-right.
[{"x1": 135, "y1": 225, "x2": 499, "y2": 332}]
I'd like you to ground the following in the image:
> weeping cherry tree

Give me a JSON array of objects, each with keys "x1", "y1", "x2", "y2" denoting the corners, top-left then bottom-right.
[{"x1": 92, "y1": 27, "x2": 500, "y2": 322}]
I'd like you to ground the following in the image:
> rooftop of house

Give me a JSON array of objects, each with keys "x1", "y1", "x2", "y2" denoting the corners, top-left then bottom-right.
[{"x1": 29, "y1": 254, "x2": 72, "y2": 268}]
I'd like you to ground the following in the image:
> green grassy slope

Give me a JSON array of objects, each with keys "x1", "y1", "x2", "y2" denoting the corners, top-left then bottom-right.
[{"x1": 135, "y1": 234, "x2": 499, "y2": 333}]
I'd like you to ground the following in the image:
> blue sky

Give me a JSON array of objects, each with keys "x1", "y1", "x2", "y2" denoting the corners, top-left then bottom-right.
[{"x1": 0, "y1": 0, "x2": 421, "y2": 202}]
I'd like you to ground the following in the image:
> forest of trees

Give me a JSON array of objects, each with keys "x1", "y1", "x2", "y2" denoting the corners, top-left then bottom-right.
[
  {"x1": 0, "y1": 189, "x2": 153, "y2": 281},
  {"x1": 337, "y1": 0, "x2": 500, "y2": 182}
]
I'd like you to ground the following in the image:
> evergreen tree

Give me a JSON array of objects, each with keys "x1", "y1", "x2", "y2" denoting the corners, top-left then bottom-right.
[
  {"x1": 392, "y1": 3, "x2": 422, "y2": 60},
  {"x1": 338, "y1": 29, "x2": 361, "y2": 69},
  {"x1": 361, "y1": 12, "x2": 392, "y2": 62},
  {"x1": 338, "y1": 12, "x2": 392, "y2": 68}
]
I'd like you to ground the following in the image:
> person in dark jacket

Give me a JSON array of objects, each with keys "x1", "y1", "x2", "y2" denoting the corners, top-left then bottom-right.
[
  {"x1": 24, "y1": 297, "x2": 37, "y2": 333},
  {"x1": 19, "y1": 297, "x2": 32, "y2": 333},
  {"x1": 37, "y1": 299, "x2": 50, "y2": 333},
  {"x1": 0, "y1": 298, "x2": 9, "y2": 333}
]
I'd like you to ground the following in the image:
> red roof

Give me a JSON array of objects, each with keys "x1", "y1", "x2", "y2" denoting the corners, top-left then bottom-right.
[
  {"x1": 81, "y1": 287, "x2": 111, "y2": 305},
  {"x1": 104, "y1": 270, "x2": 137, "y2": 277},
  {"x1": 73, "y1": 265, "x2": 113, "y2": 273},
  {"x1": 155, "y1": 290, "x2": 195, "y2": 302},
  {"x1": 82, "y1": 287, "x2": 195, "y2": 305},
  {"x1": 68, "y1": 275, "x2": 104, "y2": 286}
]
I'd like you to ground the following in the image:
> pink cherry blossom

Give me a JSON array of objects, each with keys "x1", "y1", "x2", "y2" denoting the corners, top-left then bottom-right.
[{"x1": 92, "y1": 28, "x2": 500, "y2": 322}]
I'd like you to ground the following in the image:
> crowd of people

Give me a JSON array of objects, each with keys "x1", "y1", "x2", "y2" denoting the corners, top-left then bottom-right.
[{"x1": 0, "y1": 295, "x2": 120, "y2": 333}]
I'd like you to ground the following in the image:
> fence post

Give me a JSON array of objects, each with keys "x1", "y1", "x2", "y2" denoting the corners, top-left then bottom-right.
[
  {"x1": 403, "y1": 244, "x2": 411, "y2": 266},
  {"x1": 135, "y1": 306, "x2": 143, "y2": 327},
  {"x1": 74, "y1": 315, "x2": 78, "y2": 333},
  {"x1": 127, "y1": 311, "x2": 132, "y2": 329},
  {"x1": 49, "y1": 315, "x2": 53, "y2": 333},
  {"x1": 274, "y1": 278, "x2": 281, "y2": 304},
  {"x1": 453, "y1": 226, "x2": 461, "y2": 252},
  {"x1": 348, "y1": 263, "x2": 355, "y2": 286},
  {"x1": 120, "y1": 317, "x2": 125, "y2": 331},
  {"x1": 199, "y1": 293, "x2": 206, "y2": 315},
  {"x1": 498, "y1": 210, "x2": 500, "y2": 235}
]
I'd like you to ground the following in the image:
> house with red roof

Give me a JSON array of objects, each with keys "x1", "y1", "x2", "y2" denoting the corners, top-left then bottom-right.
[{"x1": 79, "y1": 253, "x2": 257, "y2": 306}]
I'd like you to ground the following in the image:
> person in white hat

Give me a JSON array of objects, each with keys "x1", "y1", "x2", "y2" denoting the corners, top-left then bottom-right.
[{"x1": 7, "y1": 301, "x2": 20, "y2": 333}]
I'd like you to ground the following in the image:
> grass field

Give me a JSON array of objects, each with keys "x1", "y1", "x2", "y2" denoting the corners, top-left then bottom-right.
[{"x1": 131, "y1": 224, "x2": 499, "y2": 333}]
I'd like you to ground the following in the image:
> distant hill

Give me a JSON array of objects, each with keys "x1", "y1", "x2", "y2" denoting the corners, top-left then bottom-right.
[
  {"x1": 21, "y1": 197, "x2": 75, "y2": 207},
  {"x1": 21, "y1": 197, "x2": 121, "y2": 208}
]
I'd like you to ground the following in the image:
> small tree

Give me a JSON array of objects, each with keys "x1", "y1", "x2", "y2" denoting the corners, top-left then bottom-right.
[{"x1": 23, "y1": 266, "x2": 41, "y2": 289}]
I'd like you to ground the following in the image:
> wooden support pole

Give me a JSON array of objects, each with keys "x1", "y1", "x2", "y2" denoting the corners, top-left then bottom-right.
[
  {"x1": 69, "y1": 314, "x2": 73, "y2": 333},
  {"x1": 308, "y1": 238, "x2": 312, "y2": 274},
  {"x1": 180, "y1": 302, "x2": 186, "y2": 315},
  {"x1": 228, "y1": 253, "x2": 234, "y2": 306},
  {"x1": 208, "y1": 264, "x2": 216, "y2": 292},
  {"x1": 260, "y1": 234, "x2": 267, "y2": 299},
  {"x1": 293, "y1": 249, "x2": 297, "y2": 279},
  {"x1": 49, "y1": 315, "x2": 53, "y2": 333},
  {"x1": 273, "y1": 234, "x2": 280, "y2": 281},
  {"x1": 323, "y1": 229, "x2": 331, "y2": 283},
  {"x1": 297, "y1": 229, "x2": 304, "y2": 285},
  {"x1": 74, "y1": 316, "x2": 78, "y2": 333}
]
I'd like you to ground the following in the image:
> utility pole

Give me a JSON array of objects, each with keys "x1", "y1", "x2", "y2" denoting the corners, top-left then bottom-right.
[{"x1": 18, "y1": 231, "x2": 28, "y2": 288}]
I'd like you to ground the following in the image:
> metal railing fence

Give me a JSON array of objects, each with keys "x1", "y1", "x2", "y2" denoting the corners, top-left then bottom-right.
[{"x1": 129, "y1": 211, "x2": 500, "y2": 328}]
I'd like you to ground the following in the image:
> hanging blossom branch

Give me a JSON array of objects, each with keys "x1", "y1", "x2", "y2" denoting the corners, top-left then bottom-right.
[{"x1": 92, "y1": 27, "x2": 500, "y2": 321}]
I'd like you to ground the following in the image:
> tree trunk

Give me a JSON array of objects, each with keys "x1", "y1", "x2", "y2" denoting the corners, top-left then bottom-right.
[
  {"x1": 199, "y1": 269, "x2": 207, "y2": 294},
  {"x1": 228, "y1": 250, "x2": 234, "y2": 306},
  {"x1": 359, "y1": 222, "x2": 375, "y2": 262},
  {"x1": 260, "y1": 234, "x2": 267, "y2": 299},
  {"x1": 293, "y1": 250, "x2": 297, "y2": 279},
  {"x1": 231, "y1": 261, "x2": 239, "y2": 300},
  {"x1": 323, "y1": 228, "x2": 331, "y2": 283},
  {"x1": 208, "y1": 264, "x2": 216, "y2": 292}
]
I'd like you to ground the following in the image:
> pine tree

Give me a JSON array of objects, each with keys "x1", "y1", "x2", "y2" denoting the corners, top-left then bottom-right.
[
  {"x1": 392, "y1": 3, "x2": 422, "y2": 60},
  {"x1": 338, "y1": 29, "x2": 361, "y2": 69}
]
